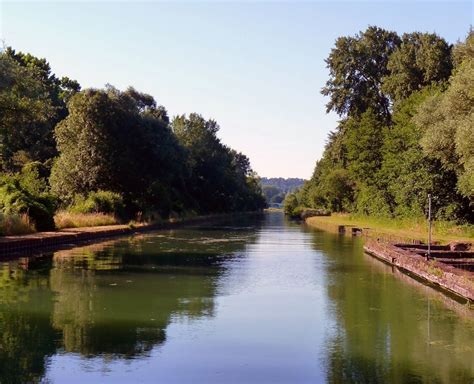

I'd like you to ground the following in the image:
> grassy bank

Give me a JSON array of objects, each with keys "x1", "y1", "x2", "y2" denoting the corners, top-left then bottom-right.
[
  {"x1": 306, "y1": 213, "x2": 474, "y2": 244},
  {"x1": 54, "y1": 211, "x2": 118, "y2": 229}
]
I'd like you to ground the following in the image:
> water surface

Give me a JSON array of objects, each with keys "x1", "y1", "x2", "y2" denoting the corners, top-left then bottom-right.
[{"x1": 0, "y1": 212, "x2": 473, "y2": 383}]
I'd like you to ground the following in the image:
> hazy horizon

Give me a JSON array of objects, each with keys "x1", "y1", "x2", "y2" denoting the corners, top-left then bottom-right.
[{"x1": 1, "y1": 1, "x2": 472, "y2": 178}]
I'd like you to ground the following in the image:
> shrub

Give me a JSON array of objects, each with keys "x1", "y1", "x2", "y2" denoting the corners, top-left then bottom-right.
[
  {"x1": 19, "y1": 162, "x2": 49, "y2": 195},
  {"x1": 0, "y1": 174, "x2": 56, "y2": 231},
  {"x1": 70, "y1": 190, "x2": 125, "y2": 216},
  {"x1": 284, "y1": 193, "x2": 299, "y2": 216}
]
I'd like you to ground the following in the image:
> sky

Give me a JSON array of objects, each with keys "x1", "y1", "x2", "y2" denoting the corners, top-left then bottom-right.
[{"x1": 0, "y1": 1, "x2": 472, "y2": 179}]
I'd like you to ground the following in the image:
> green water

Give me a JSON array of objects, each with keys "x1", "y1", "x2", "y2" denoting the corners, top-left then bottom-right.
[{"x1": 0, "y1": 212, "x2": 473, "y2": 383}]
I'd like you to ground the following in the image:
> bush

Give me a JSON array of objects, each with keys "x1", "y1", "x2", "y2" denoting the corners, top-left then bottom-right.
[
  {"x1": 19, "y1": 162, "x2": 50, "y2": 195},
  {"x1": 70, "y1": 190, "x2": 125, "y2": 216},
  {"x1": 0, "y1": 174, "x2": 56, "y2": 231},
  {"x1": 284, "y1": 193, "x2": 299, "y2": 216}
]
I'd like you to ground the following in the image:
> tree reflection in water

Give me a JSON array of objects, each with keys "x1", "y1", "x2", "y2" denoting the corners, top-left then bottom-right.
[
  {"x1": 0, "y1": 214, "x2": 263, "y2": 383},
  {"x1": 305, "y1": 228, "x2": 474, "y2": 384}
]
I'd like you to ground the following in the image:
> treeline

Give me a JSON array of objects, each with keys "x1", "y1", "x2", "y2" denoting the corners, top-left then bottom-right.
[
  {"x1": 0, "y1": 47, "x2": 265, "y2": 233},
  {"x1": 261, "y1": 177, "x2": 305, "y2": 205},
  {"x1": 260, "y1": 177, "x2": 305, "y2": 193},
  {"x1": 286, "y1": 27, "x2": 473, "y2": 223}
]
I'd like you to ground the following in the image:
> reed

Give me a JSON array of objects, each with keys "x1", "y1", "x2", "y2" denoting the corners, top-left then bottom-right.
[
  {"x1": 55, "y1": 211, "x2": 117, "y2": 229},
  {"x1": 0, "y1": 213, "x2": 36, "y2": 235}
]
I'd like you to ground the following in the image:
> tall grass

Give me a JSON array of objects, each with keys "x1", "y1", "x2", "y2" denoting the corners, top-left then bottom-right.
[
  {"x1": 0, "y1": 213, "x2": 36, "y2": 235},
  {"x1": 55, "y1": 211, "x2": 118, "y2": 229},
  {"x1": 306, "y1": 213, "x2": 474, "y2": 243}
]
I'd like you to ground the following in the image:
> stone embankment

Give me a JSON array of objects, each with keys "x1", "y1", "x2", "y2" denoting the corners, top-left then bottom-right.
[
  {"x1": 365, "y1": 240, "x2": 474, "y2": 302},
  {"x1": 304, "y1": 216, "x2": 473, "y2": 303}
]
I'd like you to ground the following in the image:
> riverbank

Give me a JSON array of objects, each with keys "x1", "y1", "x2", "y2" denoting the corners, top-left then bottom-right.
[
  {"x1": 305, "y1": 214, "x2": 473, "y2": 244},
  {"x1": 304, "y1": 214, "x2": 473, "y2": 303},
  {"x1": 364, "y1": 240, "x2": 474, "y2": 303},
  {"x1": 0, "y1": 212, "x2": 256, "y2": 257}
]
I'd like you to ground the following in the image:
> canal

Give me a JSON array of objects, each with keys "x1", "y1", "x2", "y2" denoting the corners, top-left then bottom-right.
[{"x1": 0, "y1": 212, "x2": 473, "y2": 383}]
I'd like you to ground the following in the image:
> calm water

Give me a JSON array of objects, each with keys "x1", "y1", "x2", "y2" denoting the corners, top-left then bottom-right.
[{"x1": 0, "y1": 212, "x2": 473, "y2": 383}]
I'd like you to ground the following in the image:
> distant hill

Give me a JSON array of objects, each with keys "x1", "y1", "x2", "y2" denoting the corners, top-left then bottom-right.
[{"x1": 260, "y1": 178, "x2": 305, "y2": 206}]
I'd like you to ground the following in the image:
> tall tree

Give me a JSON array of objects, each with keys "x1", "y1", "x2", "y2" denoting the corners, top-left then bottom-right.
[
  {"x1": 321, "y1": 26, "x2": 400, "y2": 120},
  {"x1": 0, "y1": 48, "x2": 80, "y2": 170},
  {"x1": 172, "y1": 114, "x2": 264, "y2": 212},
  {"x1": 414, "y1": 31, "x2": 474, "y2": 201},
  {"x1": 344, "y1": 109, "x2": 386, "y2": 186},
  {"x1": 50, "y1": 87, "x2": 180, "y2": 211},
  {"x1": 379, "y1": 88, "x2": 469, "y2": 220},
  {"x1": 382, "y1": 32, "x2": 452, "y2": 103},
  {"x1": 0, "y1": 54, "x2": 55, "y2": 170},
  {"x1": 5, "y1": 47, "x2": 80, "y2": 110}
]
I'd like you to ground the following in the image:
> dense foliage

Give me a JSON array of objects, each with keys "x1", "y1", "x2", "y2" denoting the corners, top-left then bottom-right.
[
  {"x1": 0, "y1": 48, "x2": 265, "y2": 231},
  {"x1": 288, "y1": 28, "x2": 473, "y2": 223}
]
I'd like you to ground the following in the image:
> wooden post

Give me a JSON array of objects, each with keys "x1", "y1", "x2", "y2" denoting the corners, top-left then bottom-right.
[{"x1": 427, "y1": 194, "x2": 432, "y2": 260}]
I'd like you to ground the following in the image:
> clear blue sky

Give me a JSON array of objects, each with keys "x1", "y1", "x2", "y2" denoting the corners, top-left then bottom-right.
[{"x1": 1, "y1": 1, "x2": 472, "y2": 178}]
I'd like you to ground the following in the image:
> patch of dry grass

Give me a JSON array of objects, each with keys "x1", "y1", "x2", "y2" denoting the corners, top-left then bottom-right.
[
  {"x1": 0, "y1": 213, "x2": 36, "y2": 235},
  {"x1": 55, "y1": 211, "x2": 118, "y2": 229},
  {"x1": 306, "y1": 213, "x2": 473, "y2": 244}
]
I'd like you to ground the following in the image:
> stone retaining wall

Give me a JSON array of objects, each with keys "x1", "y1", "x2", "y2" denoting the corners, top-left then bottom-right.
[{"x1": 364, "y1": 239, "x2": 474, "y2": 303}]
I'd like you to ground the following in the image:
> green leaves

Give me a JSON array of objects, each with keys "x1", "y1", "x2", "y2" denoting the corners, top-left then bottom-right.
[
  {"x1": 0, "y1": 171, "x2": 56, "y2": 231},
  {"x1": 303, "y1": 28, "x2": 472, "y2": 223},
  {"x1": 382, "y1": 32, "x2": 452, "y2": 103},
  {"x1": 49, "y1": 89, "x2": 265, "y2": 218},
  {"x1": 415, "y1": 37, "x2": 474, "y2": 200},
  {"x1": 0, "y1": 45, "x2": 265, "y2": 226},
  {"x1": 0, "y1": 54, "x2": 56, "y2": 171},
  {"x1": 322, "y1": 26, "x2": 400, "y2": 119},
  {"x1": 172, "y1": 114, "x2": 265, "y2": 213}
]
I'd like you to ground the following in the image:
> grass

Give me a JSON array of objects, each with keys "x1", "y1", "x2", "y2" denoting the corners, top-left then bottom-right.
[
  {"x1": 306, "y1": 213, "x2": 474, "y2": 244},
  {"x1": 427, "y1": 260, "x2": 444, "y2": 278},
  {"x1": 55, "y1": 211, "x2": 118, "y2": 229},
  {"x1": 0, "y1": 213, "x2": 36, "y2": 235}
]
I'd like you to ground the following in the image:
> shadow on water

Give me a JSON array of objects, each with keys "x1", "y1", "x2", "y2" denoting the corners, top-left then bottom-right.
[
  {"x1": 0, "y1": 214, "x2": 265, "y2": 383},
  {"x1": 303, "y1": 225, "x2": 474, "y2": 384}
]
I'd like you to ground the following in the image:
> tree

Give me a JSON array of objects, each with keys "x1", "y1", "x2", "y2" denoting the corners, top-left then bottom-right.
[
  {"x1": 344, "y1": 109, "x2": 386, "y2": 186},
  {"x1": 378, "y1": 88, "x2": 469, "y2": 220},
  {"x1": 452, "y1": 29, "x2": 474, "y2": 68},
  {"x1": 302, "y1": 27, "x2": 472, "y2": 222},
  {"x1": 1, "y1": 48, "x2": 80, "y2": 170},
  {"x1": 321, "y1": 168, "x2": 354, "y2": 212},
  {"x1": 172, "y1": 113, "x2": 265, "y2": 213},
  {"x1": 321, "y1": 26, "x2": 400, "y2": 120},
  {"x1": 262, "y1": 185, "x2": 281, "y2": 202},
  {"x1": 50, "y1": 87, "x2": 183, "y2": 215},
  {"x1": 5, "y1": 47, "x2": 80, "y2": 111},
  {"x1": 414, "y1": 32, "x2": 474, "y2": 200},
  {"x1": 0, "y1": 54, "x2": 56, "y2": 170},
  {"x1": 382, "y1": 32, "x2": 452, "y2": 103},
  {"x1": 283, "y1": 193, "x2": 299, "y2": 216}
]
